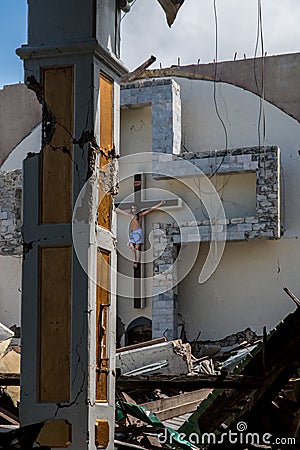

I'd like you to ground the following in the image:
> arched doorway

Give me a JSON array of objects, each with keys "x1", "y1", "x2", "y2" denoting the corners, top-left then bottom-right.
[{"x1": 125, "y1": 317, "x2": 152, "y2": 346}]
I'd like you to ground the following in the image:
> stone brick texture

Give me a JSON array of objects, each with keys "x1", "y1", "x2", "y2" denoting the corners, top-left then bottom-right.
[
  {"x1": 121, "y1": 79, "x2": 181, "y2": 155},
  {"x1": 0, "y1": 170, "x2": 22, "y2": 255},
  {"x1": 152, "y1": 147, "x2": 280, "y2": 309}
]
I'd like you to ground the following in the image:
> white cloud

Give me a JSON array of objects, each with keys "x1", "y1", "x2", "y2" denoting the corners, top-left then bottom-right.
[{"x1": 121, "y1": 0, "x2": 300, "y2": 70}]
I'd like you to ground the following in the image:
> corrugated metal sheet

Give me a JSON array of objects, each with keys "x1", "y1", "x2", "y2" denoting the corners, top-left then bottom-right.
[{"x1": 163, "y1": 412, "x2": 192, "y2": 430}]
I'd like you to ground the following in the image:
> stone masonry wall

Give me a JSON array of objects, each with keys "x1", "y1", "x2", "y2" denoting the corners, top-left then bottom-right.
[
  {"x1": 151, "y1": 147, "x2": 280, "y2": 339},
  {"x1": 154, "y1": 147, "x2": 280, "y2": 241},
  {"x1": 121, "y1": 79, "x2": 181, "y2": 155},
  {"x1": 0, "y1": 170, "x2": 22, "y2": 255}
]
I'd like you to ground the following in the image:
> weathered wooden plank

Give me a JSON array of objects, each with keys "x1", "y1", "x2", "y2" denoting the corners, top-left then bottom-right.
[
  {"x1": 37, "y1": 420, "x2": 72, "y2": 448},
  {"x1": 98, "y1": 73, "x2": 113, "y2": 230},
  {"x1": 96, "y1": 249, "x2": 110, "y2": 402},
  {"x1": 41, "y1": 66, "x2": 74, "y2": 224},
  {"x1": 100, "y1": 73, "x2": 113, "y2": 157},
  {"x1": 38, "y1": 246, "x2": 71, "y2": 402},
  {"x1": 0, "y1": 406, "x2": 19, "y2": 425},
  {"x1": 142, "y1": 389, "x2": 212, "y2": 420},
  {"x1": 95, "y1": 420, "x2": 110, "y2": 449}
]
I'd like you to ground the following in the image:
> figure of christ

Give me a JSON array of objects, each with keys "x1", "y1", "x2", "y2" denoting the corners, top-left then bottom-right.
[{"x1": 116, "y1": 200, "x2": 165, "y2": 269}]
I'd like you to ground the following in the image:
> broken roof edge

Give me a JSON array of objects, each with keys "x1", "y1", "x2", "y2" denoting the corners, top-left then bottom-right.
[
  {"x1": 181, "y1": 145, "x2": 280, "y2": 159},
  {"x1": 121, "y1": 77, "x2": 176, "y2": 90},
  {"x1": 136, "y1": 52, "x2": 300, "y2": 123},
  {"x1": 138, "y1": 51, "x2": 300, "y2": 81}
]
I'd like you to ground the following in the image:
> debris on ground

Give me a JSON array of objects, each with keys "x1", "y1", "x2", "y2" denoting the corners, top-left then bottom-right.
[
  {"x1": 115, "y1": 304, "x2": 300, "y2": 449},
  {"x1": 0, "y1": 298, "x2": 299, "y2": 449},
  {"x1": 116, "y1": 339, "x2": 194, "y2": 376}
]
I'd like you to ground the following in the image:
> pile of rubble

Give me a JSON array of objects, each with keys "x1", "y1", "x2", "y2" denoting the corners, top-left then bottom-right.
[
  {"x1": 0, "y1": 323, "x2": 20, "y2": 431},
  {"x1": 115, "y1": 306, "x2": 300, "y2": 449},
  {"x1": 0, "y1": 301, "x2": 299, "y2": 449}
]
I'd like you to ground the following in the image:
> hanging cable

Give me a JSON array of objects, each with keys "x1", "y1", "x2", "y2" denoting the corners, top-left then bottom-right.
[
  {"x1": 209, "y1": 0, "x2": 229, "y2": 180},
  {"x1": 254, "y1": 0, "x2": 267, "y2": 177}
]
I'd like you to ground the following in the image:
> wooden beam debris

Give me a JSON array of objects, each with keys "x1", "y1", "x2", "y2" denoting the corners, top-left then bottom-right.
[
  {"x1": 117, "y1": 373, "x2": 264, "y2": 391},
  {"x1": 0, "y1": 373, "x2": 20, "y2": 386},
  {"x1": 120, "y1": 56, "x2": 156, "y2": 84},
  {"x1": 141, "y1": 389, "x2": 212, "y2": 420},
  {"x1": 116, "y1": 338, "x2": 167, "y2": 354},
  {"x1": 179, "y1": 305, "x2": 300, "y2": 440},
  {"x1": 0, "y1": 406, "x2": 19, "y2": 426}
]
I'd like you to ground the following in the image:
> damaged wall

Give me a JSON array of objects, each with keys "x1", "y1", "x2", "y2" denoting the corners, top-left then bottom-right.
[
  {"x1": 0, "y1": 170, "x2": 23, "y2": 328},
  {"x1": 0, "y1": 170, "x2": 22, "y2": 255},
  {"x1": 0, "y1": 84, "x2": 41, "y2": 166},
  {"x1": 0, "y1": 255, "x2": 22, "y2": 328},
  {"x1": 142, "y1": 52, "x2": 300, "y2": 123},
  {"x1": 174, "y1": 77, "x2": 300, "y2": 339},
  {"x1": 118, "y1": 73, "x2": 300, "y2": 342},
  {"x1": 1, "y1": 124, "x2": 42, "y2": 172},
  {"x1": 0, "y1": 85, "x2": 39, "y2": 332}
]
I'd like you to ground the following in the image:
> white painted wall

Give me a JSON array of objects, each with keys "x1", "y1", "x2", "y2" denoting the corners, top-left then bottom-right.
[
  {"x1": 0, "y1": 124, "x2": 41, "y2": 172},
  {"x1": 0, "y1": 124, "x2": 41, "y2": 329},
  {"x1": 176, "y1": 78, "x2": 300, "y2": 339},
  {"x1": 3, "y1": 76, "x2": 300, "y2": 341},
  {"x1": 118, "y1": 77, "x2": 300, "y2": 341},
  {"x1": 0, "y1": 255, "x2": 22, "y2": 328}
]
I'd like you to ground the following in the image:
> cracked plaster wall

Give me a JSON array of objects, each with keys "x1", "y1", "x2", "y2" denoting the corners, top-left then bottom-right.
[
  {"x1": 118, "y1": 76, "x2": 300, "y2": 342},
  {"x1": 0, "y1": 84, "x2": 41, "y2": 166},
  {"x1": 0, "y1": 171, "x2": 22, "y2": 329}
]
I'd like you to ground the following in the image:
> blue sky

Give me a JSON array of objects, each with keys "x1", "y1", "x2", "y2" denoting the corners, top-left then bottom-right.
[
  {"x1": 0, "y1": 2, "x2": 27, "y2": 88},
  {"x1": 1, "y1": 1, "x2": 300, "y2": 89}
]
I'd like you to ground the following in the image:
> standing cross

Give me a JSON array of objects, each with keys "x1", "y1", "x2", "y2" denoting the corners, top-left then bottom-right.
[{"x1": 116, "y1": 173, "x2": 180, "y2": 309}]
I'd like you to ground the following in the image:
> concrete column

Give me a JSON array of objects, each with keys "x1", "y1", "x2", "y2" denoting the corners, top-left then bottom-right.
[
  {"x1": 152, "y1": 291, "x2": 178, "y2": 340},
  {"x1": 121, "y1": 79, "x2": 181, "y2": 154},
  {"x1": 152, "y1": 227, "x2": 178, "y2": 340},
  {"x1": 17, "y1": 1, "x2": 126, "y2": 449}
]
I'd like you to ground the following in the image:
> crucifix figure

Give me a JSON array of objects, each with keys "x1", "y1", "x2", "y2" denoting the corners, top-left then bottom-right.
[
  {"x1": 116, "y1": 173, "x2": 180, "y2": 308},
  {"x1": 116, "y1": 200, "x2": 165, "y2": 269}
]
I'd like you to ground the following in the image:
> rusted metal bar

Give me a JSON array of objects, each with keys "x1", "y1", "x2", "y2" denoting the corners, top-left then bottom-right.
[{"x1": 283, "y1": 286, "x2": 300, "y2": 306}]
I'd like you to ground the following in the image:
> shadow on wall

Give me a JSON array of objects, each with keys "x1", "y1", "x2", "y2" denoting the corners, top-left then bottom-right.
[{"x1": 125, "y1": 317, "x2": 152, "y2": 346}]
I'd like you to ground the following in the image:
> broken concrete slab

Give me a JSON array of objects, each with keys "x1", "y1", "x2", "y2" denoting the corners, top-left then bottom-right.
[{"x1": 116, "y1": 339, "x2": 193, "y2": 376}]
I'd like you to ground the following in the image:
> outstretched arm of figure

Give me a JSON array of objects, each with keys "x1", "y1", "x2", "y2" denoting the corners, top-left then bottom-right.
[
  {"x1": 115, "y1": 207, "x2": 131, "y2": 217},
  {"x1": 140, "y1": 200, "x2": 166, "y2": 217}
]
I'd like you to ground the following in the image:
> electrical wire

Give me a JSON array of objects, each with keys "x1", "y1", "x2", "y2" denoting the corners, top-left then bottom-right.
[
  {"x1": 207, "y1": 0, "x2": 233, "y2": 211},
  {"x1": 209, "y1": 0, "x2": 229, "y2": 180},
  {"x1": 254, "y1": 0, "x2": 267, "y2": 177}
]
